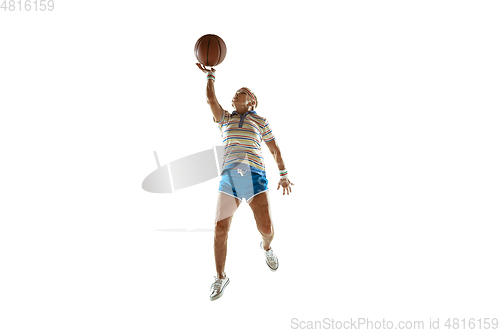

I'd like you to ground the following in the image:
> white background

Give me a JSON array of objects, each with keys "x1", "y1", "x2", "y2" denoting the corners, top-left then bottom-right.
[{"x1": 1, "y1": 0, "x2": 499, "y2": 332}]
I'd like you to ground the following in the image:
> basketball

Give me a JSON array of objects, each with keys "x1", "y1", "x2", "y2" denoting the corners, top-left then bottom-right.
[{"x1": 194, "y1": 34, "x2": 227, "y2": 67}]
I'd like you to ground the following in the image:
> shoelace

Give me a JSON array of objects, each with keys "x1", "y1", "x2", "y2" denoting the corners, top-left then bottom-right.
[
  {"x1": 265, "y1": 249, "x2": 277, "y2": 264},
  {"x1": 212, "y1": 276, "x2": 224, "y2": 291}
]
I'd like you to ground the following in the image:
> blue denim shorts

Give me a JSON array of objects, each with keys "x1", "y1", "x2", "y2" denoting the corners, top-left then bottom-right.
[{"x1": 218, "y1": 168, "x2": 269, "y2": 202}]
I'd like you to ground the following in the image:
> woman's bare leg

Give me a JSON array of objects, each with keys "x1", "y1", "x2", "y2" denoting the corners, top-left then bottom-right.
[
  {"x1": 214, "y1": 192, "x2": 241, "y2": 279},
  {"x1": 248, "y1": 191, "x2": 274, "y2": 251}
]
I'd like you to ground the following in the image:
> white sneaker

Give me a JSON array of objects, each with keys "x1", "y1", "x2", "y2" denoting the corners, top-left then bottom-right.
[
  {"x1": 260, "y1": 241, "x2": 279, "y2": 271},
  {"x1": 209, "y1": 275, "x2": 230, "y2": 301}
]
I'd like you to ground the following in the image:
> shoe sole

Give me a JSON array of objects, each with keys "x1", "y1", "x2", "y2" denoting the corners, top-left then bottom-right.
[{"x1": 210, "y1": 279, "x2": 230, "y2": 301}]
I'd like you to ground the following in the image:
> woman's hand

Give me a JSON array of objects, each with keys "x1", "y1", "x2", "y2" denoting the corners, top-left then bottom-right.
[
  {"x1": 277, "y1": 178, "x2": 294, "y2": 195},
  {"x1": 196, "y1": 63, "x2": 216, "y2": 74}
]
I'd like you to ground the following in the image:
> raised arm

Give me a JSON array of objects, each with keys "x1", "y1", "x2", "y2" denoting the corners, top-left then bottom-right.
[{"x1": 196, "y1": 63, "x2": 224, "y2": 122}]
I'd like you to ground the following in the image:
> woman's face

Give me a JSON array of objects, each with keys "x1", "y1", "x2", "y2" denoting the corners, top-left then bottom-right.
[{"x1": 231, "y1": 89, "x2": 252, "y2": 109}]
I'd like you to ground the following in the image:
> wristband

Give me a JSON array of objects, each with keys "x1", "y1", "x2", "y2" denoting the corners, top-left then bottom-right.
[
  {"x1": 279, "y1": 169, "x2": 288, "y2": 179},
  {"x1": 207, "y1": 75, "x2": 215, "y2": 81}
]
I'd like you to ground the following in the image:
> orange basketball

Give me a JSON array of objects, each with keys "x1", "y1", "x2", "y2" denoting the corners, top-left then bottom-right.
[{"x1": 194, "y1": 34, "x2": 227, "y2": 67}]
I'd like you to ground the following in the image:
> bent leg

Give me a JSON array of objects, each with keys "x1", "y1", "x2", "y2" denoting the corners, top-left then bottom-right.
[{"x1": 248, "y1": 191, "x2": 274, "y2": 251}]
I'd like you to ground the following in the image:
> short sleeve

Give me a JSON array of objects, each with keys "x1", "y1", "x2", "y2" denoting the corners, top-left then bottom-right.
[
  {"x1": 214, "y1": 110, "x2": 230, "y2": 131},
  {"x1": 262, "y1": 118, "x2": 275, "y2": 142}
]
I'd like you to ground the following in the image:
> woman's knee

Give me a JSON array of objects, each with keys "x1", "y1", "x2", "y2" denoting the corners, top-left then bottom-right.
[
  {"x1": 214, "y1": 216, "x2": 232, "y2": 235},
  {"x1": 257, "y1": 217, "x2": 273, "y2": 236}
]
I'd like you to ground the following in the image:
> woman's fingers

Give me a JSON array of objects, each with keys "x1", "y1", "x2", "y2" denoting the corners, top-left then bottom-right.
[
  {"x1": 278, "y1": 181, "x2": 295, "y2": 194},
  {"x1": 284, "y1": 182, "x2": 294, "y2": 195},
  {"x1": 196, "y1": 63, "x2": 208, "y2": 73}
]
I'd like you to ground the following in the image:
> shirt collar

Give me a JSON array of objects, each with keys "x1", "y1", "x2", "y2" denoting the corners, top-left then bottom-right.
[{"x1": 231, "y1": 110, "x2": 257, "y2": 117}]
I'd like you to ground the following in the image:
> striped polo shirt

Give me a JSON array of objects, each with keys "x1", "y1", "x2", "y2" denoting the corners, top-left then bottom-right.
[{"x1": 214, "y1": 110, "x2": 275, "y2": 175}]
